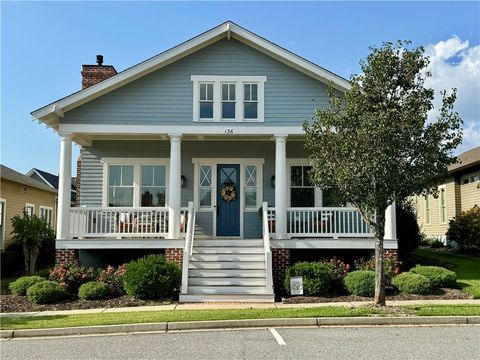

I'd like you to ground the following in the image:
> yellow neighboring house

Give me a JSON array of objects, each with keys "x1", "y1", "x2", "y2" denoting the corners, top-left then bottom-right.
[
  {"x1": 414, "y1": 146, "x2": 480, "y2": 242},
  {"x1": 0, "y1": 164, "x2": 58, "y2": 249}
]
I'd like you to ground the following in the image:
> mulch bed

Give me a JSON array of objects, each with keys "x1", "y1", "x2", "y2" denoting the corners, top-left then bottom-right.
[
  {"x1": 0, "y1": 295, "x2": 172, "y2": 313},
  {"x1": 282, "y1": 288, "x2": 472, "y2": 304}
]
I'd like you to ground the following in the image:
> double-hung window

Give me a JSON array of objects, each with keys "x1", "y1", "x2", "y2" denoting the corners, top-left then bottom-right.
[
  {"x1": 221, "y1": 83, "x2": 236, "y2": 120},
  {"x1": 199, "y1": 165, "x2": 212, "y2": 209},
  {"x1": 439, "y1": 187, "x2": 447, "y2": 224},
  {"x1": 290, "y1": 166, "x2": 315, "y2": 207},
  {"x1": 25, "y1": 203, "x2": 35, "y2": 217},
  {"x1": 39, "y1": 206, "x2": 53, "y2": 227},
  {"x1": 199, "y1": 83, "x2": 214, "y2": 120},
  {"x1": 424, "y1": 195, "x2": 431, "y2": 225},
  {"x1": 141, "y1": 165, "x2": 166, "y2": 207},
  {"x1": 244, "y1": 165, "x2": 258, "y2": 209},
  {"x1": 108, "y1": 165, "x2": 134, "y2": 207},
  {"x1": 243, "y1": 83, "x2": 258, "y2": 120}
]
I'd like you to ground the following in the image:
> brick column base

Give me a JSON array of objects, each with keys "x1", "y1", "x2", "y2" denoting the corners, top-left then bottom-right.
[
  {"x1": 384, "y1": 249, "x2": 398, "y2": 262},
  {"x1": 55, "y1": 249, "x2": 79, "y2": 264},
  {"x1": 165, "y1": 248, "x2": 183, "y2": 268},
  {"x1": 272, "y1": 249, "x2": 290, "y2": 294}
]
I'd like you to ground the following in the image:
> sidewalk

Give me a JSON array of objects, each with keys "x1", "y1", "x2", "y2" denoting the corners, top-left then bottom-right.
[{"x1": 1, "y1": 299, "x2": 478, "y2": 318}]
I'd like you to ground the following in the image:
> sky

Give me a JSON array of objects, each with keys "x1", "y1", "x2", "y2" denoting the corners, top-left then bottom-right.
[{"x1": 1, "y1": 1, "x2": 479, "y2": 177}]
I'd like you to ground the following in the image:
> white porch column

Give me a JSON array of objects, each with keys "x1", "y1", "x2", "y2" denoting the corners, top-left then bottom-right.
[
  {"x1": 168, "y1": 134, "x2": 182, "y2": 239},
  {"x1": 275, "y1": 135, "x2": 288, "y2": 239},
  {"x1": 57, "y1": 134, "x2": 72, "y2": 239},
  {"x1": 384, "y1": 201, "x2": 397, "y2": 240}
]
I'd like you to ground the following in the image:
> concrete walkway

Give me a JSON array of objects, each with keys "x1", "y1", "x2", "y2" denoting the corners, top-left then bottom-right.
[{"x1": 1, "y1": 299, "x2": 478, "y2": 318}]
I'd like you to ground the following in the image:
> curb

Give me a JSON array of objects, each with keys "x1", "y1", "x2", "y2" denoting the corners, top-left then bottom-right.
[{"x1": 1, "y1": 316, "x2": 479, "y2": 339}]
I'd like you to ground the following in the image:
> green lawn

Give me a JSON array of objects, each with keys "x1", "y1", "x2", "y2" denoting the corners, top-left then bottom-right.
[
  {"x1": 1, "y1": 267, "x2": 51, "y2": 295},
  {"x1": 2, "y1": 305, "x2": 480, "y2": 330},
  {"x1": 412, "y1": 249, "x2": 480, "y2": 298}
]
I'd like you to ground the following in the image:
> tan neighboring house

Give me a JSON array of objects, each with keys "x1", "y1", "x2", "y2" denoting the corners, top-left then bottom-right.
[
  {"x1": 414, "y1": 146, "x2": 480, "y2": 241},
  {"x1": 0, "y1": 165, "x2": 58, "y2": 249}
]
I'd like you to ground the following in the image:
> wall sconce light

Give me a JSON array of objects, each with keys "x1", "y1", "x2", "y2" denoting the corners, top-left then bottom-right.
[
  {"x1": 271, "y1": 175, "x2": 275, "y2": 188},
  {"x1": 181, "y1": 175, "x2": 186, "y2": 188}
]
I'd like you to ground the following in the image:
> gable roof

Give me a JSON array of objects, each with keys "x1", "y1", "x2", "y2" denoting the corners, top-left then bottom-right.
[
  {"x1": 448, "y1": 146, "x2": 480, "y2": 173},
  {"x1": 26, "y1": 168, "x2": 77, "y2": 203},
  {"x1": 0, "y1": 165, "x2": 57, "y2": 193},
  {"x1": 31, "y1": 21, "x2": 350, "y2": 130}
]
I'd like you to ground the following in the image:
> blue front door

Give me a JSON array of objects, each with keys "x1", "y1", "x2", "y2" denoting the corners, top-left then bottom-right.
[{"x1": 217, "y1": 164, "x2": 240, "y2": 236}]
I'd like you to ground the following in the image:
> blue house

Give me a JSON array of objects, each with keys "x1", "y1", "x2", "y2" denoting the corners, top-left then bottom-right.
[{"x1": 32, "y1": 22, "x2": 398, "y2": 302}]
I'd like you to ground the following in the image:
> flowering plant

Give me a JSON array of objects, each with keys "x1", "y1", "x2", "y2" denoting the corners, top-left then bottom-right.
[
  {"x1": 98, "y1": 264, "x2": 127, "y2": 296},
  {"x1": 220, "y1": 183, "x2": 237, "y2": 202},
  {"x1": 49, "y1": 262, "x2": 98, "y2": 293},
  {"x1": 354, "y1": 254, "x2": 401, "y2": 286}
]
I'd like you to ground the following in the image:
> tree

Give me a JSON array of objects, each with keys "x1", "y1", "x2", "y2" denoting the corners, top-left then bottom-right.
[
  {"x1": 396, "y1": 200, "x2": 422, "y2": 260},
  {"x1": 304, "y1": 41, "x2": 462, "y2": 305},
  {"x1": 11, "y1": 211, "x2": 55, "y2": 275}
]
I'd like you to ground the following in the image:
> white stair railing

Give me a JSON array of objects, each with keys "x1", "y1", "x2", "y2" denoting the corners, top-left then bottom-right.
[
  {"x1": 262, "y1": 202, "x2": 274, "y2": 295},
  {"x1": 181, "y1": 201, "x2": 195, "y2": 294}
]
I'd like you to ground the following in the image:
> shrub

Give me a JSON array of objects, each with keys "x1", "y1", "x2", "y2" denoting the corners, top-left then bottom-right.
[
  {"x1": 410, "y1": 265, "x2": 457, "y2": 288},
  {"x1": 392, "y1": 272, "x2": 432, "y2": 294},
  {"x1": 284, "y1": 262, "x2": 336, "y2": 296},
  {"x1": 49, "y1": 262, "x2": 98, "y2": 294},
  {"x1": 354, "y1": 254, "x2": 400, "y2": 286},
  {"x1": 98, "y1": 264, "x2": 127, "y2": 296},
  {"x1": 8, "y1": 276, "x2": 46, "y2": 296},
  {"x1": 343, "y1": 270, "x2": 375, "y2": 297},
  {"x1": 27, "y1": 281, "x2": 68, "y2": 304},
  {"x1": 78, "y1": 281, "x2": 110, "y2": 300},
  {"x1": 396, "y1": 200, "x2": 422, "y2": 259},
  {"x1": 123, "y1": 255, "x2": 181, "y2": 299},
  {"x1": 447, "y1": 207, "x2": 480, "y2": 253}
]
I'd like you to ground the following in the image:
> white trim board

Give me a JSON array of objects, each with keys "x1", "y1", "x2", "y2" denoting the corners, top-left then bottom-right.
[
  {"x1": 32, "y1": 21, "x2": 349, "y2": 130},
  {"x1": 271, "y1": 238, "x2": 398, "y2": 250},
  {"x1": 56, "y1": 239, "x2": 184, "y2": 249}
]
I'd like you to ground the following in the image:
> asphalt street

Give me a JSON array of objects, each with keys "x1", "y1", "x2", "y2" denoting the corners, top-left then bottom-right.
[{"x1": 1, "y1": 325, "x2": 479, "y2": 360}]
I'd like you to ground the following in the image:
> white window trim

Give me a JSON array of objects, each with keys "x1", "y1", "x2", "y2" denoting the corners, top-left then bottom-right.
[
  {"x1": 101, "y1": 158, "x2": 170, "y2": 207},
  {"x1": 286, "y1": 159, "x2": 322, "y2": 208},
  {"x1": 25, "y1": 203, "x2": 35, "y2": 216},
  {"x1": 424, "y1": 195, "x2": 431, "y2": 225},
  {"x1": 438, "y1": 185, "x2": 447, "y2": 225},
  {"x1": 192, "y1": 75, "x2": 267, "y2": 123},
  {"x1": 192, "y1": 158, "x2": 264, "y2": 239},
  {"x1": 39, "y1": 205, "x2": 54, "y2": 227},
  {"x1": 0, "y1": 198, "x2": 6, "y2": 249}
]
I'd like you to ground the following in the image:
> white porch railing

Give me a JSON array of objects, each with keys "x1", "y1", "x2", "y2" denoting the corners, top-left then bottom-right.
[
  {"x1": 262, "y1": 202, "x2": 274, "y2": 295},
  {"x1": 286, "y1": 207, "x2": 373, "y2": 238},
  {"x1": 69, "y1": 207, "x2": 170, "y2": 238},
  {"x1": 181, "y1": 201, "x2": 195, "y2": 294}
]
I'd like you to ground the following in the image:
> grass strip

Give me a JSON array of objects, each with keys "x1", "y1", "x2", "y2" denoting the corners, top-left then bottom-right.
[
  {"x1": 1, "y1": 306, "x2": 383, "y2": 330},
  {"x1": 413, "y1": 249, "x2": 480, "y2": 298},
  {"x1": 403, "y1": 304, "x2": 480, "y2": 316}
]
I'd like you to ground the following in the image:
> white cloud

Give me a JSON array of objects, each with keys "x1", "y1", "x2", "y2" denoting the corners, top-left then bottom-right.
[{"x1": 424, "y1": 36, "x2": 480, "y2": 154}]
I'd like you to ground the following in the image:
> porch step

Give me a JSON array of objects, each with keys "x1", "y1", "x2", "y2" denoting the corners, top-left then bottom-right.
[
  {"x1": 189, "y1": 269, "x2": 266, "y2": 278},
  {"x1": 190, "y1": 254, "x2": 265, "y2": 262},
  {"x1": 187, "y1": 286, "x2": 268, "y2": 295},
  {"x1": 193, "y1": 239, "x2": 264, "y2": 247},
  {"x1": 179, "y1": 294, "x2": 275, "y2": 303},
  {"x1": 188, "y1": 278, "x2": 266, "y2": 286},
  {"x1": 193, "y1": 247, "x2": 264, "y2": 254},
  {"x1": 189, "y1": 261, "x2": 266, "y2": 270}
]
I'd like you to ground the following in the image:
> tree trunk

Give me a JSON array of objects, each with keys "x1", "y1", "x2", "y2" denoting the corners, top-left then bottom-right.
[{"x1": 374, "y1": 212, "x2": 386, "y2": 306}]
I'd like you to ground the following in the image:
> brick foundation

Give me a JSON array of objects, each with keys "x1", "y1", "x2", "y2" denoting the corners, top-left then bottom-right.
[
  {"x1": 55, "y1": 249, "x2": 79, "y2": 264},
  {"x1": 165, "y1": 248, "x2": 183, "y2": 268},
  {"x1": 384, "y1": 249, "x2": 398, "y2": 262},
  {"x1": 272, "y1": 249, "x2": 290, "y2": 293}
]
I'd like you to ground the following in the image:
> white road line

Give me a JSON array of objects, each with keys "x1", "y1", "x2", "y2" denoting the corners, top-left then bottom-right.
[{"x1": 269, "y1": 328, "x2": 286, "y2": 345}]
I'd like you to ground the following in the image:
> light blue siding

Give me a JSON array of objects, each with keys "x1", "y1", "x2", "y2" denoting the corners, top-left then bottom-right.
[
  {"x1": 63, "y1": 39, "x2": 330, "y2": 126},
  {"x1": 79, "y1": 140, "x2": 307, "y2": 237}
]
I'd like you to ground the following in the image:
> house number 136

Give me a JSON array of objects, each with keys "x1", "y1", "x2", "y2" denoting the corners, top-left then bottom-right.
[{"x1": 224, "y1": 129, "x2": 234, "y2": 134}]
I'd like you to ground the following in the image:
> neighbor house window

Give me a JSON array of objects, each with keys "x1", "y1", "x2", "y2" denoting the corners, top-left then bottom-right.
[
  {"x1": 424, "y1": 195, "x2": 431, "y2": 225},
  {"x1": 221, "y1": 83, "x2": 236, "y2": 119},
  {"x1": 199, "y1": 83, "x2": 214, "y2": 119},
  {"x1": 462, "y1": 173, "x2": 480, "y2": 184},
  {"x1": 199, "y1": 165, "x2": 212, "y2": 209},
  {"x1": 108, "y1": 165, "x2": 134, "y2": 207},
  {"x1": 243, "y1": 83, "x2": 258, "y2": 119},
  {"x1": 39, "y1": 206, "x2": 53, "y2": 227},
  {"x1": 244, "y1": 165, "x2": 258, "y2": 209},
  {"x1": 141, "y1": 165, "x2": 166, "y2": 207},
  {"x1": 290, "y1": 165, "x2": 315, "y2": 207},
  {"x1": 439, "y1": 187, "x2": 447, "y2": 224},
  {"x1": 25, "y1": 203, "x2": 35, "y2": 217}
]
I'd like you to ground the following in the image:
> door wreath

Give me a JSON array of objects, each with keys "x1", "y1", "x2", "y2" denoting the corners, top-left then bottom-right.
[{"x1": 220, "y1": 182, "x2": 237, "y2": 202}]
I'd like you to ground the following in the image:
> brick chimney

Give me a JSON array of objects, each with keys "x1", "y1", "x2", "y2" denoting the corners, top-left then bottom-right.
[{"x1": 81, "y1": 55, "x2": 117, "y2": 89}]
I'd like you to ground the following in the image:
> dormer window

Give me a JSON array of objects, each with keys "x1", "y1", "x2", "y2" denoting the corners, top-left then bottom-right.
[{"x1": 192, "y1": 75, "x2": 266, "y2": 122}]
